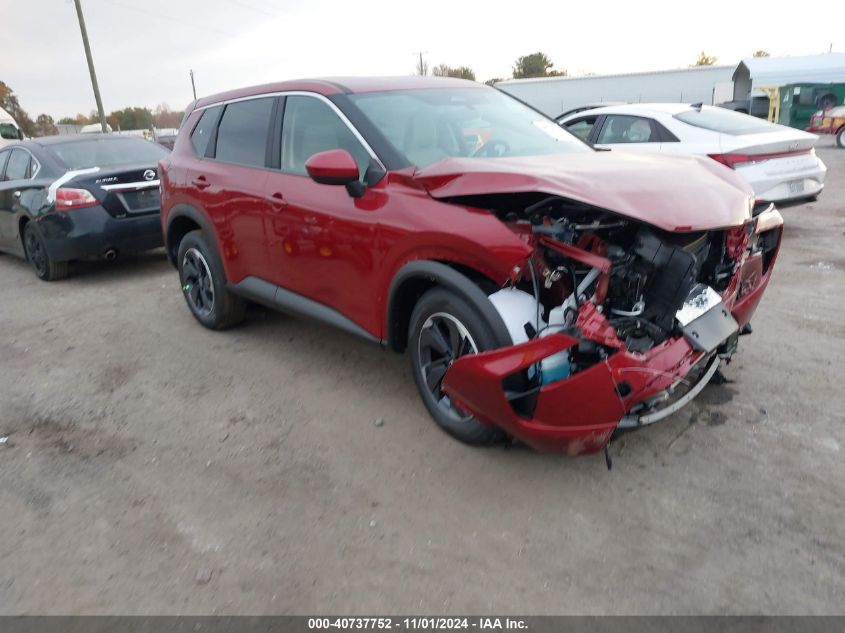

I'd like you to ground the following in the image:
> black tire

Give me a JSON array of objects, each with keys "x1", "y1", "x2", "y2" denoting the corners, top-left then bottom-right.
[
  {"x1": 177, "y1": 230, "x2": 245, "y2": 330},
  {"x1": 408, "y1": 287, "x2": 509, "y2": 445},
  {"x1": 836, "y1": 127, "x2": 845, "y2": 149},
  {"x1": 23, "y1": 222, "x2": 68, "y2": 281}
]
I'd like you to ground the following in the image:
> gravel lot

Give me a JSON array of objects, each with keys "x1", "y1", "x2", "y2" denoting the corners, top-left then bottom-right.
[{"x1": 0, "y1": 141, "x2": 843, "y2": 615}]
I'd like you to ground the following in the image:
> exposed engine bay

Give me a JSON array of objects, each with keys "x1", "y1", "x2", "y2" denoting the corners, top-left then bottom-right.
[{"x1": 438, "y1": 192, "x2": 783, "y2": 448}]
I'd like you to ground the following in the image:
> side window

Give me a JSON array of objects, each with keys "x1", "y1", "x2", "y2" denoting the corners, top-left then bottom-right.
[
  {"x1": 597, "y1": 115, "x2": 659, "y2": 144},
  {"x1": 214, "y1": 97, "x2": 274, "y2": 167},
  {"x1": 656, "y1": 121, "x2": 680, "y2": 142},
  {"x1": 565, "y1": 116, "x2": 598, "y2": 141},
  {"x1": 190, "y1": 105, "x2": 221, "y2": 157},
  {"x1": 4, "y1": 149, "x2": 31, "y2": 181},
  {"x1": 281, "y1": 96, "x2": 371, "y2": 181}
]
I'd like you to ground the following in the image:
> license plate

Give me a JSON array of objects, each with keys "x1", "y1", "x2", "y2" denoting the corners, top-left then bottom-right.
[
  {"x1": 676, "y1": 284, "x2": 739, "y2": 354},
  {"x1": 787, "y1": 180, "x2": 805, "y2": 194},
  {"x1": 120, "y1": 188, "x2": 159, "y2": 211},
  {"x1": 676, "y1": 284, "x2": 723, "y2": 327}
]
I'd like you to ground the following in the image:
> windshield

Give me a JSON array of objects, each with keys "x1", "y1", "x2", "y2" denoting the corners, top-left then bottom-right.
[
  {"x1": 349, "y1": 87, "x2": 589, "y2": 169},
  {"x1": 674, "y1": 107, "x2": 780, "y2": 136},
  {"x1": 48, "y1": 137, "x2": 169, "y2": 169}
]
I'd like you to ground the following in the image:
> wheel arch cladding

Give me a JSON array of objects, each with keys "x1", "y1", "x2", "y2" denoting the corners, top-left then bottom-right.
[
  {"x1": 386, "y1": 260, "x2": 511, "y2": 353},
  {"x1": 165, "y1": 205, "x2": 213, "y2": 266}
]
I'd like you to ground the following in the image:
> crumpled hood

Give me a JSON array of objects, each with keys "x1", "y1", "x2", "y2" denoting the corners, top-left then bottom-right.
[{"x1": 413, "y1": 151, "x2": 754, "y2": 232}]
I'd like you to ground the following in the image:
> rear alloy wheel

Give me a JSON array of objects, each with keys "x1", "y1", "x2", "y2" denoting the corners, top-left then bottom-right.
[
  {"x1": 409, "y1": 288, "x2": 508, "y2": 446},
  {"x1": 837, "y1": 127, "x2": 845, "y2": 149},
  {"x1": 177, "y1": 230, "x2": 245, "y2": 330},
  {"x1": 23, "y1": 222, "x2": 68, "y2": 281},
  {"x1": 182, "y1": 247, "x2": 215, "y2": 318}
]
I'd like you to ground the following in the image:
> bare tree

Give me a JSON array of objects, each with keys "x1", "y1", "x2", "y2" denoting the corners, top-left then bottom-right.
[
  {"x1": 693, "y1": 51, "x2": 718, "y2": 66},
  {"x1": 432, "y1": 64, "x2": 476, "y2": 80},
  {"x1": 414, "y1": 52, "x2": 428, "y2": 76}
]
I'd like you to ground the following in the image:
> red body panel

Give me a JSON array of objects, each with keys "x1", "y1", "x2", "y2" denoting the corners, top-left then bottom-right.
[{"x1": 414, "y1": 152, "x2": 754, "y2": 232}]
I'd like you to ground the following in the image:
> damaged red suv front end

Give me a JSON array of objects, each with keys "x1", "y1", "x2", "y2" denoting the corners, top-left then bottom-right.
[{"x1": 421, "y1": 157, "x2": 784, "y2": 455}]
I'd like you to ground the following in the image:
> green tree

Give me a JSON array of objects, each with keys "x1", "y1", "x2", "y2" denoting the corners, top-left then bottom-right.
[
  {"x1": 109, "y1": 106, "x2": 154, "y2": 131},
  {"x1": 34, "y1": 114, "x2": 58, "y2": 137},
  {"x1": 0, "y1": 81, "x2": 36, "y2": 137},
  {"x1": 432, "y1": 64, "x2": 476, "y2": 81},
  {"x1": 693, "y1": 51, "x2": 718, "y2": 66},
  {"x1": 752, "y1": 50, "x2": 770, "y2": 57},
  {"x1": 512, "y1": 52, "x2": 566, "y2": 79}
]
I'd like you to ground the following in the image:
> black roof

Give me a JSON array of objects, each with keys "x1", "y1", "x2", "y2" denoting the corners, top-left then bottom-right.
[{"x1": 30, "y1": 134, "x2": 148, "y2": 146}]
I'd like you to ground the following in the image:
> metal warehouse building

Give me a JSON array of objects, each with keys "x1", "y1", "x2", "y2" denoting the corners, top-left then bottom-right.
[
  {"x1": 731, "y1": 52, "x2": 845, "y2": 100},
  {"x1": 496, "y1": 52, "x2": 845, "y2": 119},
  {"x1": 496, "y1": 65, "x2": 735, "y2": 118}
]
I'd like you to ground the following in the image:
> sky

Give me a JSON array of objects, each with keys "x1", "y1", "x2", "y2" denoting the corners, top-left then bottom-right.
[{"x1": 3, "y1": 0, "x2": 840, "y2": 119}]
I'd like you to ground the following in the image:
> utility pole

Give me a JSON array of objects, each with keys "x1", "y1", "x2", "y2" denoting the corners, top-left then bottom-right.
[
  {"x1": 72, "y1": 0, "x2": 108, "y2": 133},
  {"x1": 190, "y1": 69, "x2": 197, "y2": 100},
  {"x1": 414, "y1": 51, "x2": 428, "y2": 76}
]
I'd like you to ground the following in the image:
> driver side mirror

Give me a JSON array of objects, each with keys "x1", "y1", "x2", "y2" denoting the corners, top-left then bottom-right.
[
  {"x1": 306, "y1": 149, "x2": 359, "y2": 183},
  {"x1": 305, "y1": 149, "x2": 365, "y2": 198}
]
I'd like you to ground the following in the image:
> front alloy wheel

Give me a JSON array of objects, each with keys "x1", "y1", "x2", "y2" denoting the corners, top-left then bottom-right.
[
  {"x1": 417, "y1": 312, "x2": 479, "y2": 423},
  {"x1": 408, "y1": 287, "x2": 508, "y2": 446}
]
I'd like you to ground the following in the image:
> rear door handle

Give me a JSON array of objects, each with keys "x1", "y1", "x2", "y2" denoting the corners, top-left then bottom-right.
[
  {"x1": 191, "y1": 176, "x2": 210, "y2": 190},
  {"x1": 267, "y1": 192, "x2": 288, "y2": 209}
]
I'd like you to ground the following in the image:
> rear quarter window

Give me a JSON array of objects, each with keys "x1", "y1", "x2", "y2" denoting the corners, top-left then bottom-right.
[
  {"x1": 674, "y1": 108, "x2": 779, "y2": 135},
  {"x1": 190, "y1": 106, "x2": 222, "y2": 157}
]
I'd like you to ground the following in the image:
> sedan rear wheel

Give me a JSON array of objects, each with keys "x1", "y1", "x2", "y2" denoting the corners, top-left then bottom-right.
[
  {"x1": 23, "y1": 222, "x2": 68, "y2": 281},
  {"x1": 836, "y1": 127, "x2": 845, "y2": 149}
]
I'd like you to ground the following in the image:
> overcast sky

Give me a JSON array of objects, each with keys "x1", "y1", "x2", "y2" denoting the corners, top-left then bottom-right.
[{"x1": 4, "y1": 0, "x2": 839, "y2": 119}]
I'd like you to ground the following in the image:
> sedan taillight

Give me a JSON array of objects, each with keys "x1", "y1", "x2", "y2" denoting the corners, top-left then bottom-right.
[
  {"x1": 55, "y1": 187, "x2": 99, "y2": 210},
  {"x1": 708, "y1": 153, "x2": 756, "y2": 168},
  {"x1": 708, "y1": 148, "x2": 813, "y2": 169}
]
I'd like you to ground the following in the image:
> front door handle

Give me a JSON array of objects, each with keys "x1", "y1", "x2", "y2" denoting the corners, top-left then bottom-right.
[
  {"x1": 267, "y1": 192, "x2": 288, "y2": 210},
  {"x1": 12, "y1": 190, "x2": 21, "y2": 199},
  {"x1": 191, "y1": 176, "x2": 210, "y2": 190}
]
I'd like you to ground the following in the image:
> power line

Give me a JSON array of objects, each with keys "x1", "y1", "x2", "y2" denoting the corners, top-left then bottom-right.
[
  {"x1": 227, "y1": 0, "x2": 284, "y2": 18},
  {"x1": 105, "y1": 0, "x2": 232, "y2": 37}
]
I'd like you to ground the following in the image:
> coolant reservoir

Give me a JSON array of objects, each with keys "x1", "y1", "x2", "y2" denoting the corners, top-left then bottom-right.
[{"x1": 540, "y1": 305, "x2": 571, "y2": 384}]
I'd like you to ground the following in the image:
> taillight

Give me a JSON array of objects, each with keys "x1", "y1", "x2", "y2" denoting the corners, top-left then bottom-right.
[
  {"x1": 707, "y1": 153, "x2": 753, "y2": 169},
  {"x1": 55, "y1": 187, "x2": 99, "y2": 210},
  {"x1": 709, "y1": 148, "x2": 812, "y2": 169}
]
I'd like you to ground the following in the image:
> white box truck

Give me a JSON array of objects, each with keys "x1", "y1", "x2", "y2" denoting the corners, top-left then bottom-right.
[{"x1": 0, "y1": 106, "x2": 24, "y2": 147}]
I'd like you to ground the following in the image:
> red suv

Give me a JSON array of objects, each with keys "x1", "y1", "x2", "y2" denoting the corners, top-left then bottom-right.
[{"x1": 160, "y1": 77, "x2": 783, "y2": 455}]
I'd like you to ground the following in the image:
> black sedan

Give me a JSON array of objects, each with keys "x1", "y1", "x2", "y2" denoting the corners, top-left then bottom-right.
[{"x1": 0, "y1": 134, "x2": 169, "y2": 280}]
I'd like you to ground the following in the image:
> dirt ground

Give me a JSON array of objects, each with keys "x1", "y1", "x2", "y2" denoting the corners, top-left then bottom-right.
[{"x1": 0, "y1": 141, "x2": 843, "y2": 616}]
